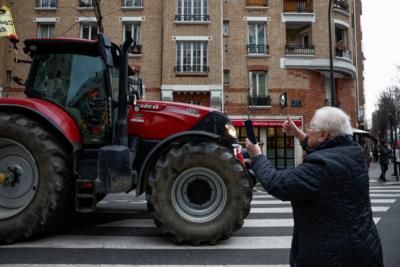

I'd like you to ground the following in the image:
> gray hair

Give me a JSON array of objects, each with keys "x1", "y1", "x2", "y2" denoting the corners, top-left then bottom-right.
[{"x1": 312, "y1": 106, "x2": 353, "y2": 137}]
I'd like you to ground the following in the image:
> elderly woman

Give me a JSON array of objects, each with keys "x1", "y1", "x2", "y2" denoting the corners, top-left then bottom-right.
[{"x1": 246, "y1": 106, "x2": 383, "y2": 267}]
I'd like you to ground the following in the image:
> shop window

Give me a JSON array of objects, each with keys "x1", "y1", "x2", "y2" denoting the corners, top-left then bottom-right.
[{"x1": 267, "y1": 127, "x2": 294, "y2": 169}]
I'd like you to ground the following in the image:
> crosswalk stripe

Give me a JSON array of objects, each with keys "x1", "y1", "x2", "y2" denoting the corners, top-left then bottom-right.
[
  {"x1": 250, "y1": 206, "x2": 389, "y2": 213},
  {"x1": 371, "y1": 199, "x2": 396, "y2": 203},
  {"x1": 371, "y1": 186, "x2": 400, "y2": 189},
  {"x1": 96, "y1": 217, "x2": 382, "y2": 228},
  {"x1": 1, "y1": 265, "x2": 290, "y2": 267},
  {"x1": 370, "y1": 193, "x2": 400, "y2": 197},
  {"x1": 370, "y1": 189, "x2": 400, "y2": 192},
  {"x1": 3, "y1": 235, "x2": 293, "y2": 250},
  {"x1": 251, "y1": 200, "x2": 289, "y2": 204}
]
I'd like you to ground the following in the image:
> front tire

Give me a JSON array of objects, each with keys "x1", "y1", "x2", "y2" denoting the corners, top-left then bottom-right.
[
  {"x1": 0, "y1": 113, "x2": 73, "y2": 243},
  {"x1": 148, "y1": 142, "x2": 252, "y2": 245}
]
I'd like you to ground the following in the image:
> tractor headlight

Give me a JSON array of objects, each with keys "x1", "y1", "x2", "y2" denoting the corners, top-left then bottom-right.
[{"x1": 225, "y1": 123, "x2": 237, "y2": 139}]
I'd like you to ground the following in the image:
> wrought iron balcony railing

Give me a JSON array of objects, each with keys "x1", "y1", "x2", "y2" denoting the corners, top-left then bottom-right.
[
  {"x1": 175, "y1": 14, "x2": 210, "y2": 22},
  {"x1": 246, "y1": 0, "x2": 268, "y2": 7},
  {"x1": 121, "y1": 0, "x2": 143, "y2": 8},
  {"x1": 285, "y1": 45, "x2": 315, "y2": 55},
  {"x1": 284, "y1": 0, "x2": 313, "y2": 13},
  {"x1": 128, "y1": 44, "x2": 142, "y2": 54},
  {"x1": 79, "y1": 0, "x2": 93, "y2": 8},
  {"x1": 247, "y1": 44, "x2": 269, "y2": 55},
  {"x1": 336, "y1": 48, "x2": 352, "y2": 60},
  {"x1": 248, "y1": 95, "x2": 272, "y2": 106},
  {"x1": 36, "y1": 0, "x2": 57, "y2": 8},
  {"x1": 175, "y1": 65, "x2": 209, "y2": 73},
  {"x1": 333, "y1": 0, "x2": 349, "y2": 12}
]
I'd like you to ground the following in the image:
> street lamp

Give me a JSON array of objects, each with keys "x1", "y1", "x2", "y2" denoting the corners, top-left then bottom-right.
[{"x1": 328, "y1": 0, "x2": 336, "y2": 106}]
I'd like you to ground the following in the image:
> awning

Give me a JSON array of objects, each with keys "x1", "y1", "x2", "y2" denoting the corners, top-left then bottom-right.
[{"x1": 231, "y1": 119, "x2": 302, "y2": 127}]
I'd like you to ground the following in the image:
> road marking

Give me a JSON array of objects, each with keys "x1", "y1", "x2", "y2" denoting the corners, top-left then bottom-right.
[
  {"x1": 251, "y1": 200, "x2": 290, "y2": 205},
  {"x1": 2, "y1": 235, "x2": 292, "y2": 250},
  {"x1": 370, "y1": 193, "x2": 400, "y2": 197},
  {"x1": 371, "y1": 199, "x2": 396, "y2": 203},
  {"x1": 370, "y1": 189, "x2": 400, "y2": 192},
  {"x1": 250, "y1": 206, "x2": 388, "y2": 213},
  {"x1": 95, "y1": 217, "x2": 382, "y2": 228},
  {"x1": 0, "y1": 265, "x2": 290, "y2": 267}
]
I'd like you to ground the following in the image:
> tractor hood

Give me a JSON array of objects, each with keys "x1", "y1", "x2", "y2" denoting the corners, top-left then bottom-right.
[{"x1": 128, "y1": 100, "x2": 234, "y2": 140}]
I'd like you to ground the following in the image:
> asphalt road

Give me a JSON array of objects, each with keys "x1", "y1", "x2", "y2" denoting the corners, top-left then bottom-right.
[{"x1": 1, "y1": 162, "x2": 399, "y2": 267}]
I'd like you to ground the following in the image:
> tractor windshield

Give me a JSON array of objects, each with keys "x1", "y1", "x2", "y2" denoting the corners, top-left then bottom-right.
[{"x1": 27, "y1": 53, "x2": 109, "y2": 144}]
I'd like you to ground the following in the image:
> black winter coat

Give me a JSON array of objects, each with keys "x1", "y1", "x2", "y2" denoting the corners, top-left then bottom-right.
[{"x1": 251, "y1": 135, "x2": 383, "y2": 267}]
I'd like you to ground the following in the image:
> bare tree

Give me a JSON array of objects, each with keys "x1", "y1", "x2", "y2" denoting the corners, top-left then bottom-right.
[{"x1": 371, "y1": 87, "x2": 400, "y2": 141}]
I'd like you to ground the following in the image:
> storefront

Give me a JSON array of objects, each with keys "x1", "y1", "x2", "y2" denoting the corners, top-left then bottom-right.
[{"x1": 230, "y1": 116, "x2": 303, "y2": 169}]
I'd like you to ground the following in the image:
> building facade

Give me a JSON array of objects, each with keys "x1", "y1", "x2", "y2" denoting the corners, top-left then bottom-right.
[{"x1": 0, "y1": 0, "x2": 365, "y2": 168}]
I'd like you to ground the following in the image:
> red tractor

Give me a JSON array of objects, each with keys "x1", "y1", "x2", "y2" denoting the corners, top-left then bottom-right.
[{"x1": 0, "y1": 34, "x2": 253, "y2": 245}]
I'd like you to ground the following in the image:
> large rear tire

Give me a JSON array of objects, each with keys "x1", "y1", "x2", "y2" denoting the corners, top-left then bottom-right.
[
  {"x1": 148, "y1": 142, "x2": 252, "y2": 245},
  {"x1": 0, "y1": 113, "x2": 73, "y2": 243}
]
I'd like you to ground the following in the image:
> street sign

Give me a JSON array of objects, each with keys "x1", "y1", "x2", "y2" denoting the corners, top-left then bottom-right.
[{"x1": 280, "y1": 92, "x2": 288, "y2": 109}]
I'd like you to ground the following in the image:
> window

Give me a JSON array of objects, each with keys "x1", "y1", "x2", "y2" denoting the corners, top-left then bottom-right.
[
  {"x1": 38, "y1": 24, "x2": 55, "y2": 38},
  {"x1": 250, "y1": 72, "x2": 267, "y2": 97},
  {"x1": 248, "y1": 22, "x2": 266, "y2": 54},
  {"x1": 223, "y1": 70, "x2": 230, "y2": 86},
  {"x1": 176, "y1": 41, "x2": 208, "y2": 73},
  {"x1": 80, "y1": 23, "x2": 98, "y2": 40},
  {"x1": 37, "y1": 0, "x2": 57, "y2": 8},
  {"x1": 123, "y1": 0, "x2": 143, "y2": 7},
  {"x1": 79, "y1": 0, "x2": 93, "y2": 7},
  {"x1": 249, "y1": 72, "x2": 269, "y2": 106},
  {"x1": 176, "y1": 0, "x2": 209, "y2": 22},
  {"x1": 223, "y1": 21, "x2": 229, "y2": 36},
  {"x1": 267, "y1": 127, "x2": 294, "y2": 169},
  {"x1": 123, "y1": 23, "x2": 141, "y2": 54}
]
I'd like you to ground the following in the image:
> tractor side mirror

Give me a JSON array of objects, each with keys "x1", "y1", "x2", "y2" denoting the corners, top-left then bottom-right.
[{"x1": 128, "y1": 77, "x2": 143, "y2": 105}]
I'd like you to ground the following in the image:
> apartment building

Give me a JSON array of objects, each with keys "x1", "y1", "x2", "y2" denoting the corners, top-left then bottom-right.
[{"x1": 0, "y1": 0, "x2": 364, "y2": 169}]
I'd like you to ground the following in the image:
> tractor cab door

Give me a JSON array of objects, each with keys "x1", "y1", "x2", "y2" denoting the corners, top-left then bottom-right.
[{"x1": 25, "y1": 40, "x2": 110, "y2": 145}]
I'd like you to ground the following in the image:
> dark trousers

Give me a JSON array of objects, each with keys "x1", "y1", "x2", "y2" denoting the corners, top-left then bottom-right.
[{"x1": 379, "y1": 163, "x2": 388, "y2": 180}]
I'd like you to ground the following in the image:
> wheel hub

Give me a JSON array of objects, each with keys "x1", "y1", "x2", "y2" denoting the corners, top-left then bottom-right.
[
  {"x1": 0, "y1": 138, "x2": 38, "y2": 219},
  {"x1": 185, "y1": 177, "x2": 212, "y2": 206},
  {"x1": 0, "y1": 166, "x2": 22, "y2": 187},
  {"x1": 171, "y1": 167, "x2": 227, "y2": 223}
]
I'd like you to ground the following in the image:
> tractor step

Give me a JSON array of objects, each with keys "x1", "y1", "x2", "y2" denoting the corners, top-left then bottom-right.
[{"x1": 75, "y1": 179, "x2": 96, "y2": 212}]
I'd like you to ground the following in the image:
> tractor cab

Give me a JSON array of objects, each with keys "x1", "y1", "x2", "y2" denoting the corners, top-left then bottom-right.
[{"x1": 23, "y1": 35, "x2": 141, "y2": 145}]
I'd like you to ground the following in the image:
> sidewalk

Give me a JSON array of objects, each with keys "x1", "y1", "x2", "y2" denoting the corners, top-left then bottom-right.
[{"x1": 369, "y1": 161, "x2": 400, "y2": 185}]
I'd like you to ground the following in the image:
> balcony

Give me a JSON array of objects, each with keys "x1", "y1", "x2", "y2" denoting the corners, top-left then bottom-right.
[
  {"x1": 121, "y1": 0, "x2": 143, "y2": 8},
  {"x1": 248, "y1": 95, "x2": 272, "y2": 107},
  {"x1": 285, "y1": 45, "x2": 315, "y2": 55},
  {"x1": 175, "y1": 65, "x2": 209, "y2": 74},
  {"x1": 336, "y1": 48, "x2": 352, "y2": 61},
  {"x1": 128, "y1": 44, "x2": 142, "y2": 55},
  {"x1": 246, "y1": 0, "x2": 268, "y2": 7},
  {"x1": 175, "y1": 14, "x2": 210, "y2": 22},
  {"x1": 247, "y1": 44, "x2": 269, "y2": 55},
  {"x1": 36, "y1": 0, "x2": 57, "y2": 9},
  {"x1": 78, "y1": 0, "x2": 93, "y2": 8},
  {"x1": 284, "y1": 0, "x2": 313, "y2": 13},
  {"x1": 333, "y1": 0, "x2": 349, "y2": 13}
]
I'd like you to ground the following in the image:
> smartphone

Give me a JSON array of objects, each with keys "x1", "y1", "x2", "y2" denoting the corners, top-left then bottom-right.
[{"x1": 244, "y1": 119, "x2": 257, "y2": 144}]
